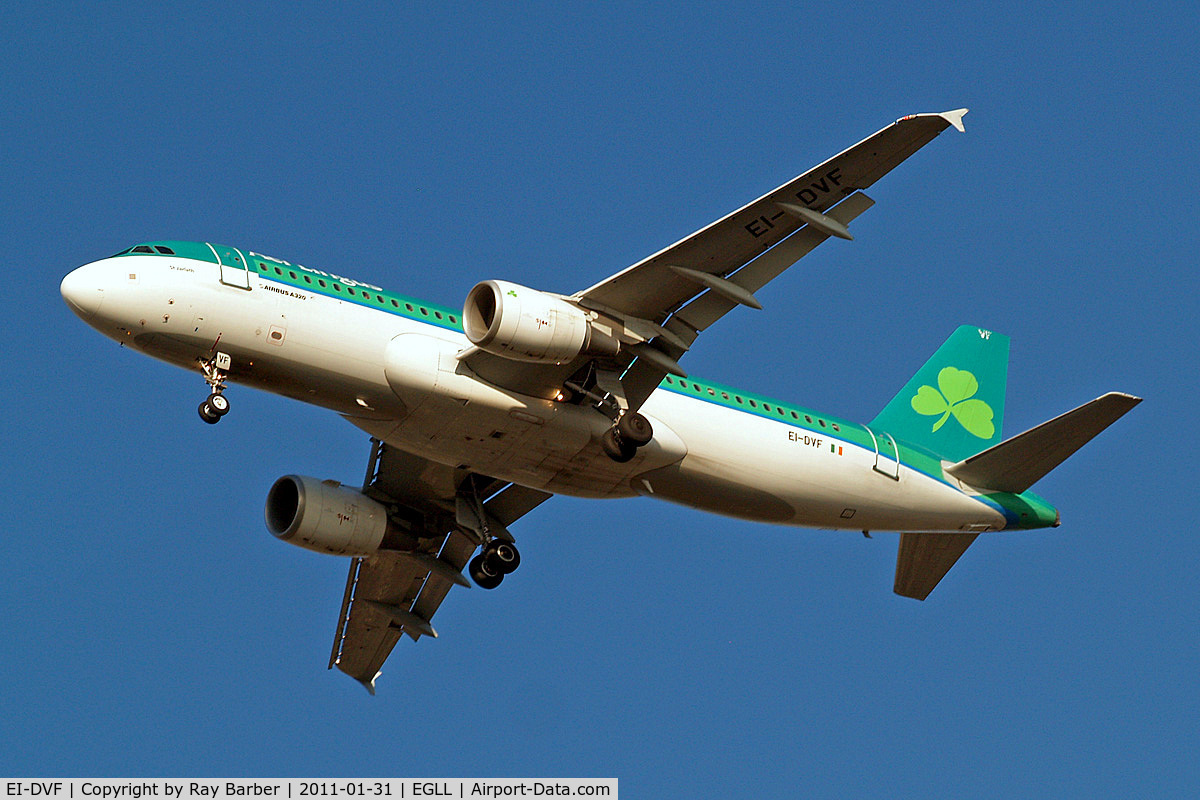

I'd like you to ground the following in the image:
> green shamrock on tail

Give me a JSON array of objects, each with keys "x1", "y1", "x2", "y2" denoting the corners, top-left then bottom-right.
[{"x1": 910, "y1": 366, "x2": 995, "y2": 439}]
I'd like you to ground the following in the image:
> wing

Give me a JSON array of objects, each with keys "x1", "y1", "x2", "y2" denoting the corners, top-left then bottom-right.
[
  {"x1": 328, "y1": 440, "x2": 552, "y2": 694},
  {"x1": 463, "y1": 110, "x2": 967, "y2": 409}
]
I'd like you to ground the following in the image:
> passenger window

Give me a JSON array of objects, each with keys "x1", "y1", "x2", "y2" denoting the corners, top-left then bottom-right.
[
  {"x1": 449, "y1": 315, "x2": 457, "y2": 324},
  {"x1": 303, "y1": 276, "x2": 312, "y2": 283},
  {"x1": 735, "y1": 396, "x2": 743, "y2": 404},
  {"x1": 721, "y1": 392, "x2": 729, "y2": 400},
  {"x1": 435, "y1": 311, "x2": 443, "y2": 320},
  {"x1": 289, "y1": 271, "x2": 297, "y2": 279},
  {"x1": 749, "y1": 400, "x2": 758, "y2": 408},
  {"x1": 334, "y1": 284, "x2": 341, "y2": 292},
  {"x1": 318, "y1": 279, "x2": 327, "y2": 288},
  {"x1": 832, "y1": 423, "x2": 840, "y2": 432},
  {"x1": 348, "y1": 287, "x2": 356, "y2": 295},
  {"x1": 819, "y1": 419, "x2": 826, "y2": 427},
  {"x1": 790, "y1": 411, "x2": 799, "y2": 419},
  {"x1": 274, "y1": 267, "x2": 283, "y2": 275},
  {"x1": 391, "y1": 299, "x2": 399, "y2": 307},
  {"x1": 763, "y1": 403, "x2": 772, "y2": 411},
  {"x1": 405, "y1": 303, "x2": 414, "y2": 312},
  {"x1": 420, "y1": 307, "x2": 428, "y2": 315},
  {"x1": 804, "y1": 415, "x2": 812, "y2": 423}
]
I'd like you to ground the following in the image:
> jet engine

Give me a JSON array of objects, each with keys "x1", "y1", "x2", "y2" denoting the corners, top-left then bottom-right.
[
  {"x1": 463, "y1": 280, "x2": 619, "y2": 363},
  {"x1": 265, "y1": 475, "x2": 417, "y2": 556}
]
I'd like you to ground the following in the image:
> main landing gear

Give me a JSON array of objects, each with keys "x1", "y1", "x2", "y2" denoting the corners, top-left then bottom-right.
[
  {"x1": 468, "y1": 539, "x2": 521, "y2": 589},
  {"x1": 197, "y1": 352, "x2": 232, "y2": 425},
  {"x1": 601, "y1": 411, "x2": 653, "y2": 463},
  {"x1": 559, "y1": 366, "x2": 655, "y2": 463}
]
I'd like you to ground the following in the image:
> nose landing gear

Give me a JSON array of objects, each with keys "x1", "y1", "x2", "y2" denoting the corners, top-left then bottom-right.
[{"x1": 197, "y1": 351, "x2": 232, "y2": 424}]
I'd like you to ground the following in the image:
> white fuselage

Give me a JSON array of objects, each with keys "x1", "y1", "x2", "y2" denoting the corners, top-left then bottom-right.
[{"x1": 61, "y1": 252, "x2": 1009, "y2": 534}]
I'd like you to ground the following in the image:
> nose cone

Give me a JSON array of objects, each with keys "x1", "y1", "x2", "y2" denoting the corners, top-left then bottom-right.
[{"x1": 61, "y1": 263, "x2": 105, "y2": 319}]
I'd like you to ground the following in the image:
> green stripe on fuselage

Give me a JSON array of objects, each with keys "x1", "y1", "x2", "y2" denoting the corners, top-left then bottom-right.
[{"x1": 118, "y1": 241, "x2": 1058, "y2": 530}]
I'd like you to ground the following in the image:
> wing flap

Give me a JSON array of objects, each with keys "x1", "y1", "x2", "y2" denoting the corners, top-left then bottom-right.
[
  {"x1": 331, "y1": 552, "x2": 431, "y2": 691},
  {"x1": 617, "y1": 193, "x2": 876, "y2": 410}
]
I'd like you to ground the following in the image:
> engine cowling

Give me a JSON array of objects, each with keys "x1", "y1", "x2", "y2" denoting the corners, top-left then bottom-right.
[
  {"x1": 463, "y1": 280, "x2": 618, "y2": 363},
  {"x1": 265, "y1": 475, "x2": 415, "y2": 556}
]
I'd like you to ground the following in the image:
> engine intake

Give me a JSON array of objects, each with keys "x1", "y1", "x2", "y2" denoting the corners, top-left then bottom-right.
[
  {"x1": 265, "y1": 475, "x2": 417, "y2": 556},
  {"x1": 464, "y1": 280, "x2": 618, "y2": 363}
]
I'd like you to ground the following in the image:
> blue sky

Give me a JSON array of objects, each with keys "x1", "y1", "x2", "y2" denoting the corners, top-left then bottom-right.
[{"x1": 3, "y1": 1, "x2": 1197, "y2": 795}]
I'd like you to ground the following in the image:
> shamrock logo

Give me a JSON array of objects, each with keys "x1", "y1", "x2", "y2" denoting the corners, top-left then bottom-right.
[
  {"x1": 910, "y1": 366, "x2": 995, "y2": 439},
  {"x1": 507, "y1": 289, "x2": 518, "y2": 297}
]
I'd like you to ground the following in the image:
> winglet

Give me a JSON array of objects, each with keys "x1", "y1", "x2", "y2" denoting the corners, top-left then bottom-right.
[
  {"x1": 940, "y1": 108, "x2": 968, "y2": 133},
  {"x1": 361, "y1": 671, "x2": 381, "y2": 696}
]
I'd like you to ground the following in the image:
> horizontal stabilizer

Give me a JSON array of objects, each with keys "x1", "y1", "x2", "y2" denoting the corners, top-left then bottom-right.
[
  {"x1": 945, "y1": 392, "x2": 1141, "y2": 493},
  {"x1": 894, "y1": 532, "x2": 979, "y2": 600}
]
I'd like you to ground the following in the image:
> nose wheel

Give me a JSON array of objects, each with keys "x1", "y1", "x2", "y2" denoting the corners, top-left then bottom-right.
[
  {"x1": 198, "y1": 393, "x2": 230, "y2": 424},
  {"x1": 468, "y1": 540, "x2": 522, "y2": 589},
  {"x1": 197, "y1": 351, "x2": 232, "y2": 424}
]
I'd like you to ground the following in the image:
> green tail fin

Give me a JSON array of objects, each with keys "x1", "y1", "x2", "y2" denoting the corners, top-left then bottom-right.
[{"x1": 871, "y1": 325, "x2": 1009, "y2": 462}]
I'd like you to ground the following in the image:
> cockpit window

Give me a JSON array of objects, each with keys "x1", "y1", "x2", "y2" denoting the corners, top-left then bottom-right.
[
  {"x1": 132, "y1": 246, "x2": 155, "y2": 254},
  {"x1": 154, "y1": 245, "x2": 175, "y2": 255}
]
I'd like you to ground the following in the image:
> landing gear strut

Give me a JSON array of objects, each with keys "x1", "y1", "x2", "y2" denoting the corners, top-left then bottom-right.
[
  {"x1": 601, "y1": 412, "x2": 653, "y2": 463},
  {"x1": 469, "y1": 539, "x2": 522, "y2": 589},
  {"x1": 197, "y1": 352, "x2": 232, "y2": 424}
]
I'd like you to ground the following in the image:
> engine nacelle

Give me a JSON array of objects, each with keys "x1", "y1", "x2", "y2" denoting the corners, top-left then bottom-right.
[
  {"x1": 265, "y1": 475, "x2": 415, "y2": 556},
  {"x1": 463, "y1": 280, "x2": 618, "y2": 363}
]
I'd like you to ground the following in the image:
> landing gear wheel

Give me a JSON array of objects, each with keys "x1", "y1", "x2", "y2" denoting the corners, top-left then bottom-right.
[
  {"x1": 484, "y1": 541, "x2": 521, "y2": 574},
  {"x1": 207, "y1": 393, "x2": 230, "y2": 416},
  {"x1": 601, "y1": 427, "x2": 637, "y2": 463},
  {"x1": 198, "y1": 400, "x2": 221, "y2": 424},
  {"x1": 616, "y1": 412, "x2": 653, "y2": 446},
  {"x1": 469, "y1": 554, "x2": 504, "y2": 589}
]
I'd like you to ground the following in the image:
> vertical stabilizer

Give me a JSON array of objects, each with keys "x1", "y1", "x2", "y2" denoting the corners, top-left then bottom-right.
[{"x1": 871, "y1": 325, "x2": 1009, "y2": 462}]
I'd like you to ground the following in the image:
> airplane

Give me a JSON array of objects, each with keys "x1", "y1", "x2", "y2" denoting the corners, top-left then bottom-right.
[{"x1": 60, "y1": 109, "x2": 1139, "y2": 694}]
